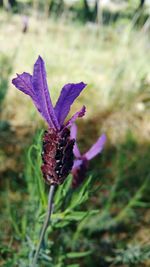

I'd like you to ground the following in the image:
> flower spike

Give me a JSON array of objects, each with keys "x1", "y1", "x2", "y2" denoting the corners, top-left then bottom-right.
[
  {"x1": 12, "y1": 57, "x2": 88, "y2": 267},
  {"x1": 12, "y1": 56, "x2": 87, "y2": 186}
]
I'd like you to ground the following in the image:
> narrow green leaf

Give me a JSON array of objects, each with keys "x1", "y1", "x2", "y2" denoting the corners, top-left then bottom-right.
[
  {"x1": 66, "y1": 250, "x2": 92, "y2": 258},
  {"x1": 67, "y1": 264, "x2": 80, "y2": 267},
  {"x1": 65, "y1": 211, "x2": 88, "y2": 221},
  {"x1": 54, "y1": 175, "x2": 72, "y2": 208},
  {"x1": 54, "y1": 221, "x2": 70, "y2": 228}
]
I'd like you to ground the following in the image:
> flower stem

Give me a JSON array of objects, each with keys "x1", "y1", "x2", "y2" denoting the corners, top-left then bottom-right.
[{"x1": 32, "y1": 185, "x2": 55, "y2": 267}]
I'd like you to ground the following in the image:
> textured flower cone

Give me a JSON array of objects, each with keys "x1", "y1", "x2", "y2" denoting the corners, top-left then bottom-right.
[{"x1": 41, "y1": 128, "x2": 75, "y2": 185}]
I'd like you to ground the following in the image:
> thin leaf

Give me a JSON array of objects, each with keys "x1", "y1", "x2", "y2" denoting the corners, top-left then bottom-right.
[{"x1": 66, "y1": 251, "x2": 92, "y2": 259}]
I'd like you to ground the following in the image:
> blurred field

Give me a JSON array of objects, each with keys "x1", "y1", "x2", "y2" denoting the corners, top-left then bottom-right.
[
  {"x1": 0, "y1": 3, "x2": 150, "y2": 267},
  {"x1": 1, "y1": 11, "x2": 150, "y2": 140}
]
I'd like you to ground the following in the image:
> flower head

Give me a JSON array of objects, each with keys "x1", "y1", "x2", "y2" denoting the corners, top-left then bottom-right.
[
  {"x1": 70, "y1": 123, "x2": 106, "y2": 188},
  {"x1": 12, "y1": 56, "x2": 87, "y2": 185}
]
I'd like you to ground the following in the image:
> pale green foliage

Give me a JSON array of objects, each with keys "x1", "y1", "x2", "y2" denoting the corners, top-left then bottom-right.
[{"x1": 114, "y1": 244, "x2": 150, "y2": 266}]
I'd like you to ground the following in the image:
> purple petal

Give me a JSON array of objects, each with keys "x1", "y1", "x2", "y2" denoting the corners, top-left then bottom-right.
[
  {"x1": 65, "y1": 105, "x2": 86, "y2": 128},
  {"x1": 84, "y1": 134, "x2": 106, "y2": 161},
  {"x1": 72, "y1": 159, "x2": 83, "y2": 169},
  {"x1": 32, "y1": 56, "x2": 60, "y2": 129},
  {"x1": 12, "y1": 72, "x2": 51, "y2": 125},
  {"x1": 12, "y1": 57, "x2": 60, "y2": 128},
  {"x1": 54, "y1": 82, "x2": 87, "y2": 125},
  {"x1": 70, "y1": 123, "x2": 77, "y2": 140},
  {"x1": 70, "y1": 123, "x2": 81, "y2": 158},
  {"x1": 12, "y1": 72, "x2": 34, "y2": 96}
]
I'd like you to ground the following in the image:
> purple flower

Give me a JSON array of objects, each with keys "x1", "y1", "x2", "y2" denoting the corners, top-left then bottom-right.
[
  {"x1": 12, "y1": 56, "x2": 87, "y2": 185},
  {"x1": 70, "y1": 123, "x2": 106, "y2": 188}
]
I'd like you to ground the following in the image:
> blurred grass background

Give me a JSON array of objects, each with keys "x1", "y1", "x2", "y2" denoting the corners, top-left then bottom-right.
[{"x1": 0, "y1": 0, "x2": 150, "y2": 266}]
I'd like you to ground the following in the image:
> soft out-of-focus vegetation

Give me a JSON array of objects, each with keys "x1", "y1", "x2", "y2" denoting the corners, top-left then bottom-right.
[{"x1": 0, "y1": 1, "x2": 150, "y2": 266}]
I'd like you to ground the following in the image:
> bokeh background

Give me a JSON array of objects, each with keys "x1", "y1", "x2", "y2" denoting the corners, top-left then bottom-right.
[{"x1": 0, "y1": 1, "x2": 150, "y2": 266}]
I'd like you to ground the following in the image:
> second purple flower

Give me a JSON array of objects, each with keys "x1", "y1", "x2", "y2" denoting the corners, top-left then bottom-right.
[{"x1": 71, "y1": 124, "x2": 106, "y2": 188}]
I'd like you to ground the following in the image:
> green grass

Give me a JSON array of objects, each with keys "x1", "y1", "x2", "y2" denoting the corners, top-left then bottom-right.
[{"x1": 1, "y1": 129, "x2": 150, "y2": 266}]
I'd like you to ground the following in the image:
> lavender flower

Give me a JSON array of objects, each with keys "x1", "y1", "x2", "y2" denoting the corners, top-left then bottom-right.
[
  {"x1": 70, "y1": 124, "x2": 106, "y2": 188},
  {"x1": 12, "y1": 56, "x2": 87, "y2": 185}
]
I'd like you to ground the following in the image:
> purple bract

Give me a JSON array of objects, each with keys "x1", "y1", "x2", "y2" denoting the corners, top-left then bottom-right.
[
  {"x1": 70, "y1": 124, "x2": 106, "y2": 188},
  {"x1": 12, "y1": 56, "x2": 87, "y2": 185}
]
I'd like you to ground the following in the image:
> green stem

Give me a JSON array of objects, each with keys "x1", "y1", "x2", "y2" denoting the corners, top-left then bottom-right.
[{"x1": 32, "y1": 185, "x2": 55, "y2": 267}]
